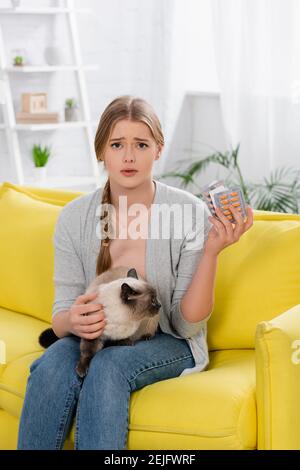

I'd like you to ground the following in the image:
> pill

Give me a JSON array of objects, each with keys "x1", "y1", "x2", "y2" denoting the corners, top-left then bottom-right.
[
  {"x1": 233, "y1": 202, "x2": 240, "y2": 207},
  {"x1": 221, "y1": 199, "x2": 229, "y2": 205},
  {"x1": 230, "y1": 197, "x2": 239, "y2": 202},
  {"x1": 219, "y1": 195, "x2": 228, "y2": 199},
  {"x1": 223, "y1": 210, "x2": 230, "y2": 215},
  {"x1": 230, "y1": 192, "x2": 238, "y2": 196}
]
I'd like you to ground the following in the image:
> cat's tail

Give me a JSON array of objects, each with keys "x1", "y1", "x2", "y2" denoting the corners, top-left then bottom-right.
[{"x1": 38, "y1": 328, "x2": 59, "y2": 348}]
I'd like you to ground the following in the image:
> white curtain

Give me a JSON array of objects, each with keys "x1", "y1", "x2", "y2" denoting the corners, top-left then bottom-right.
[
  {"x1": 85, "y1": 0, "x2": 190, "y2": 177},
  {"x1": 211, "y1": 0, "x2": 300, "y2": 180}
]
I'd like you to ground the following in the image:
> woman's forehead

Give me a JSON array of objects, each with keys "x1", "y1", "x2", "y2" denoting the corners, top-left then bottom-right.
[{"x1": 110, "y1": 119, "x2": 153, "y2": 139}]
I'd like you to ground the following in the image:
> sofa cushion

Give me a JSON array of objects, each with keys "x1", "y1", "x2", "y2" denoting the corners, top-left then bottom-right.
[
  {"x1": 0, "y1": 410, "x2": 20, "y2": 450},
  {"x1": 0, "y1": 182, "x2": 83, "y2": 206},
  {"x1": 0, "y1": 307, "x2": 49, "y2": 419},
  {"x1": 0, "y1": 181, "x2": 66, "y2": 206},
  {"x1": 0, "y1": 309, "x2": 256, "y2": 451},
  {"x1": 0, "y1": 183, "x2": 67, "y2": 322},
  {"x1": 208, "y1": 210, "x2": 300, "y2": 350},
  {"x1": 0, "y1": 307, "x2": 48, "y2": 377}
]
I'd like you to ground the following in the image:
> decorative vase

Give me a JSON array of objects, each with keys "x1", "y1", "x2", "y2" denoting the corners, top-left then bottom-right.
[
  {"x1": 65, "y1": 107, "x2": 79, "y2": 122},
  {"x1": 11, "y1": 0, "x2": 21, "y2": 8},
  {"x1": 33, "y1": 166, "x2": 47, "y2": 183},
  {"x1": 44, "y1": 46, "x2": 65, "y2": 66}
]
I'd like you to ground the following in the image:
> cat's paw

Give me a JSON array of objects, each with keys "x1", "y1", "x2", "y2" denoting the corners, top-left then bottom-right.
[
  {"x1": 140, "y1": 334, "x2": 153, "y2": 341},
  {"x1": 76, "y1": 363, "x2": 88, "y2": 378}
]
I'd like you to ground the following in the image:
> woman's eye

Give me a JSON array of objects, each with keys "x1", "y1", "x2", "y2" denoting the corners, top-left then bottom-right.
[
  {"x1": 111, "y1": 143, "x2": 122, "y2": 149},
  {"x1": 137, "y1": 143, "x2": 148, "y2": 149}
]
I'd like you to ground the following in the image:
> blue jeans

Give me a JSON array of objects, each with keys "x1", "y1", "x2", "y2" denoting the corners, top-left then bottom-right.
[{"x1": 17, "y1": 329, "x2": 194, "y2": 450}]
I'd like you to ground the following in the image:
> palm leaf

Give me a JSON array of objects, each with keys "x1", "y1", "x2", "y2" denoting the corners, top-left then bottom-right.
[
  {"x1": 249, "y1": 166, "x2": 300, "y2": 212},
  {"x1": 159, "y1": 143, "x2": 300, "y2": 213}
]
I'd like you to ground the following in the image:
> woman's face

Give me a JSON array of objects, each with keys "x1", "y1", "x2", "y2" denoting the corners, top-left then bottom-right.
[{"x1": 102, "y1": 119, "x2": 162, "y2": 188}]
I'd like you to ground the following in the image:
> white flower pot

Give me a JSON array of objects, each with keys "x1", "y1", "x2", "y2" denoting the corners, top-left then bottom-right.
[
  {"x1": 44, "y1": 46, "x2": 65, "y2": 66},
  {"x1": 33, "y1": 166, "x2": 47, "y2": 183},
  {"x1": 11, "y1": 0, "x2": 21, "y2": 8},
  {"x1": 65, "y1": 107, "x2": 79, "y2": 122}
]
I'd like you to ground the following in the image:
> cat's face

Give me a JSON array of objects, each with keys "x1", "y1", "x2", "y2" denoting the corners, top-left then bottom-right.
[
  {"x1": 120, "y1": 281, "x2": 161, "y2": 319},
  {"x1": 120, "y1": 268, "x2": 161, "y2": 319}
]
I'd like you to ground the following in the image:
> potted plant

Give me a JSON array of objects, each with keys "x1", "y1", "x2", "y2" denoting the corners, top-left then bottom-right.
[
  {"x1": 64, "y1": 98, "x2": 79, "y2": 122},
  {"x1": 159, "y1": 144, "x2": 300, "y2": 213},
  {"x1": 13, "y1": 55, "x2": 23, "y2": 67},
  {"x1": 32, "y1": 144, "x2": 51, "y2": 182}
]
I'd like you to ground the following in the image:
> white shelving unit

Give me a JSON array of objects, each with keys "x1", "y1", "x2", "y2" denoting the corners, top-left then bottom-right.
[
  {"x1": 0, "y1": 0, "x2": 103, "y2": 191},
  {"x1": 4, "y1": 65, "x2": 99, "y2": 72},
  {"x1": 0, "y1": 7, "x2": 91, "y2": 14}
]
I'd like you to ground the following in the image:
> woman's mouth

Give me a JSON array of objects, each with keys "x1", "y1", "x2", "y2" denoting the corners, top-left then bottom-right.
[{"x1": 120, "y1": 170, "x2": 138, "y2": 177}]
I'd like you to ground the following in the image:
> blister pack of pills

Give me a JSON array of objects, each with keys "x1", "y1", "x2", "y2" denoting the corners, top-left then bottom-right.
[{"x1": 201, "y1": 180, "x2": 247, "y2": 224}]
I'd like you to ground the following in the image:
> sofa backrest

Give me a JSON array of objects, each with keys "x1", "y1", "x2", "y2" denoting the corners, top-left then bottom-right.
[
  {"x1": 207, "y1": 210, "x2": 300, "y2": 350},
  {"x1": 1, "y1": 182, "x2": 299, "y2": 349},
  {"x1": 0, "y1": 182, "x2": 83, "y2": 323}
]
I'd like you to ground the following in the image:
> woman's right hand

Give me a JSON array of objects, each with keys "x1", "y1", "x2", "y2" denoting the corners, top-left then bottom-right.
[{"x1": 68, "y1": 292, "x2": 106, "y2": 340}]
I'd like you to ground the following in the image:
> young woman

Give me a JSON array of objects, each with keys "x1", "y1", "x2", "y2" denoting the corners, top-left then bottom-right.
[{"x1": 17, "y1": 95, "x2": 253, "y2": 450}]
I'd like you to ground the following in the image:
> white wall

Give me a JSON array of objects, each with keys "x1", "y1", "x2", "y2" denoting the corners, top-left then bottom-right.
[
  {"x1": 161, "y1": 92, "x2": 228, "y2": 193},
  {"x1": 0, "y1": 0, "x2": 221, "y2": 190}
]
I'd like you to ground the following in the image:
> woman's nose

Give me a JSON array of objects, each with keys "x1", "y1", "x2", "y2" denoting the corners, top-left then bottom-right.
[{"x1": 123, "y1": 147, "x2": 135, "y2": 162}]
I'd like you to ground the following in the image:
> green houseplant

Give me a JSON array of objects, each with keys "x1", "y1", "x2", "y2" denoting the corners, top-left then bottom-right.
[
  {"x1": 159, "y1": 144, "x2": 300, "y2": 213},
  {"x1": 31, "y1": 144, "x2": 51, "y2": 182},
  {"x1": 64, "y1": 98, "x2": 79, "y2": 122},
  {"x1": 13, "y1": 55, "x2": 23, "y2": 66}
]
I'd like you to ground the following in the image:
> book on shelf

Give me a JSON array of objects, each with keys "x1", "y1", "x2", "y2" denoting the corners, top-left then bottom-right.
[{"x1": 16, "y1": 111, "x2": 60, "y2": 124}]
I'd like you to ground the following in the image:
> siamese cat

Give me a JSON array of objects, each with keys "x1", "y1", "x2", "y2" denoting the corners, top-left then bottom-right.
[{"x1": 39, "y1": 267, "x2": 161, "y2": 378}]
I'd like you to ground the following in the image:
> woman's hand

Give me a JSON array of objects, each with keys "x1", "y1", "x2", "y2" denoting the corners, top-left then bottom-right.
[
  {"x1": 204, "y1": 204, "x2": 254, "y2": 257},
  {"x1": 68, "y1": 292, "x2": 107, "y2": 340}
]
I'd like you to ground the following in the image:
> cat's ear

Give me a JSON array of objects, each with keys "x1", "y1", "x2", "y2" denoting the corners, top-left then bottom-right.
[
  {"x1": 127, "y1": 268, "x2": 138, "y2": 279},
  {"x1": 121, "y1": 282, "x2": 138, "y2": 302}
]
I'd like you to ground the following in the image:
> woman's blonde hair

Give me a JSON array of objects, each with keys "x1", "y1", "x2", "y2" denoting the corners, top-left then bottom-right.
[{"x1": 94, "y1": 95, "x2": 164, "y2": 276}]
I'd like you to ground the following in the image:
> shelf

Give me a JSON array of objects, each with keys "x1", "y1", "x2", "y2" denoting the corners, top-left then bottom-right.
[
  {"x1": 25, "y1": 176, "x2": 99, "y2": 189},
  {"x1": 15, "y1": 121, "x2": 99, "y2": 131},
  {"x1": 4, "y1": 65, "x2": 99, "y2": 73},
  {"x1": 0, "y1": 8, "x2": 91, "y2": 15},
  {"x1": 0, "y1": 1, "x2": 98, "y2": 188}
]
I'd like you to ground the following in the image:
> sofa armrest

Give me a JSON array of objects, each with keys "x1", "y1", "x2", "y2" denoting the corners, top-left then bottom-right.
[{"x1": 255, "y1": 304, "x2": 300, "y2": 450}]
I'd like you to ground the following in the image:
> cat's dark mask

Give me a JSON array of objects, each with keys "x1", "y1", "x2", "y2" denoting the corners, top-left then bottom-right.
[
  {"x1": 120, "y1": 282, "x2": 139, "y2": 302},
  {"x1": 120, "y1": 268, "x2": 139, "y2": 302}
]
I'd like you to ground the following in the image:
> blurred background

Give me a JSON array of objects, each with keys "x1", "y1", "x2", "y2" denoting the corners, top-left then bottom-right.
[{"x1": 0, "y1": 0, "x2": 300, "y2": 212}]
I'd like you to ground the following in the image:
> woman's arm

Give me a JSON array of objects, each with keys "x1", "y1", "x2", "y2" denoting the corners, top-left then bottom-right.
[
  {"x1": 180, "y1": 204, "x2": 254, "y2": 324},
  {"x1": 52, "y1": 202, "x2": 86, "y2": 318},
  {"x1": 180, "y1": 251, "x2": 217, "y2": 323},
  {"x1": 52, "y1": 309, "x2": 71, "y2": 338},
  {"x1": 170, "y1": 203, "x2": 214, "y2": 338}
]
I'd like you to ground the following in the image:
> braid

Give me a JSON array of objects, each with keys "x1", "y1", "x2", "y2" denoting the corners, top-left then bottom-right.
[
  {"x1": 96, "y1": 179, "x2": 113, "y2": 276},
  {"x1": 94, "y1": 95, "x2": 165, "y2": 276}
]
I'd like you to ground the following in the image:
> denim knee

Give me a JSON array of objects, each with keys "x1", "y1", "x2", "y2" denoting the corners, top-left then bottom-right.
[
  {"x1": 87, "y1": 347, "x2": 125, "y2": 377},
  {"x1": 29, "y1": 336, "x2": 81, "y2": 383}
]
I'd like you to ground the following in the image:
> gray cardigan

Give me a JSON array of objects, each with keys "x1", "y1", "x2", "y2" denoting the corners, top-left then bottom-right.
[{"x1": 52, "y1": 179, "x2": 213, "y2": 375}]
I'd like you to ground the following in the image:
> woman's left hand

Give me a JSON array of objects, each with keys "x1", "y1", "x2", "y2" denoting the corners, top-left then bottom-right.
[{"x1": 204, "y1": 204, "x2": 254, "y2": 257}]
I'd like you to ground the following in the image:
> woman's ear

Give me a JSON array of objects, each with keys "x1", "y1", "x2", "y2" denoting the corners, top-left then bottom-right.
[{"x1": 156, "y1": 144, "x2": 163, "y2": 159}]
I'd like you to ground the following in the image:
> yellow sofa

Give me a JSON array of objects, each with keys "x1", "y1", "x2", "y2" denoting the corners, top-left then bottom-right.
[{"x1": 0, "y1": 181, "x2": 300, "y2": 450}]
